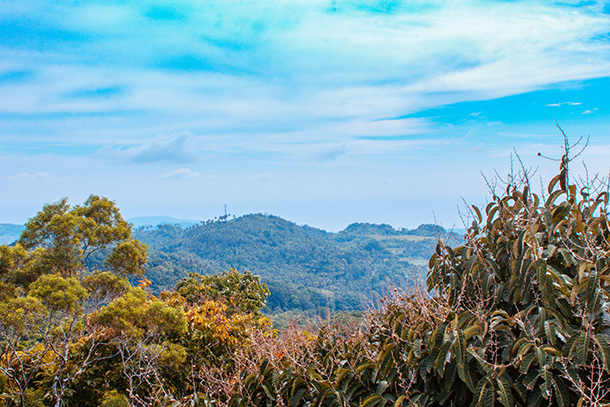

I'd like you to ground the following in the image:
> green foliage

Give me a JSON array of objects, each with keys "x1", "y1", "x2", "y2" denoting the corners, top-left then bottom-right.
[
  {"x1": 82, "y1": 271, "x2": 131, "y2": 305},
  {"x1": 0, "y1": 195, "x2": 274, "y2": 406},
  {"x1": 175, "y1": 269, "x2": 273, "y2": 380},
  {"x1": 176, "y1": 268, "x2": 269, "y2": 314},
  {"x1": 18, "y1": 198, "x2": 81, "y2": 276},
  {"x1": 0, "y1": 196, "x2": 153, "y2": 407},
  {"x1": 0, "y1": 244, "x2": 46, "y2": 289},
  {"x1": 104, "y1": 239, "x2": 148, "y2": 277},
  {"x1": 16, "y1": 195, "x2": 146, "y2": 278},
  {"x1": 0, "y1": 244, "x2": 27, "y2": 278},
  {"x1": 228, "y1": 167, "x2": 610, "y2": 406},
  {"x1": 21, "y1": 388, "x2": 46, "y2": 407},
  {"x1": 29, "y1": 273, "x2": 87, "y2": 314},
  {"x1": 0, "y1": 295, "x2": 46, "y2": 335},
  {"x1": 4, "y1": 155, "x2": 610, "y2": 407},
  {"x1": 92, "y1": 286, "x2": 186, "y2": 338},
  {"x1": 420, "y1": 175, "x2": 610, "y2": 406}
]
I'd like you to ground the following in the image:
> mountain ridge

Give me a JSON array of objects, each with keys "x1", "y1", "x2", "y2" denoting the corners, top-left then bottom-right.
[{"x1": 132, "y1": 213, "x2": 463, "y2": 313}]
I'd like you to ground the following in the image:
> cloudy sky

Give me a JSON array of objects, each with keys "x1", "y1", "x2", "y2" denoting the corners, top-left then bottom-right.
[{"x1": 1, "y1": 0, "x2": 610, "y2": 231}]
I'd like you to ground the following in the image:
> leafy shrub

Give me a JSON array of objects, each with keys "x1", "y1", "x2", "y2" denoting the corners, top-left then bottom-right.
[{"x1": 229, "y1": 166, "x2": 610, "y2": 406}]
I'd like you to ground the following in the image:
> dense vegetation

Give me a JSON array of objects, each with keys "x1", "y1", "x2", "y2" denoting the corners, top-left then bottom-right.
[
  {"x1": 1, "y1": 156, "x2": 609, "y2": 406},
  {"x1": 133, "y1": 215, "x2": 460, "y2": 314}
]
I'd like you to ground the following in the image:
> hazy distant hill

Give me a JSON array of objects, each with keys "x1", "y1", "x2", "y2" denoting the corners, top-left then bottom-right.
[
  {"x1": 0, "y1": 224, "x2": 24, "y2": 245},
  {"x1": 128, "y1": 216, "x2": 200, "y2": 228},
  {"x1": 133, "y1": 214, "x2": 463, "y2": 313}
]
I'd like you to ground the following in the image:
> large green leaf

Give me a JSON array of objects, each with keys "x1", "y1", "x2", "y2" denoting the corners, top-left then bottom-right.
[{"x1": 496, "y1": 375, "x2": 514, "y2": 407}]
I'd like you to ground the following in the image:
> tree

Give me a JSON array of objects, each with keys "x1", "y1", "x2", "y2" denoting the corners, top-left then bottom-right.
[
  {"x1": 0, "y1": 295, "x2": 48, "y2": 406},
  {"x1": 176, "y1": 268, "x2": 269, "y2": 314},
  {"x1": 0, "y1": 196, "x2": 149, "y2": 407},
  {"x1": 164, "y1": 269, "x2": 272, "y2": 405},
  {"x1": 16, "y1": 195, "x2": 147, "y2": 279}
]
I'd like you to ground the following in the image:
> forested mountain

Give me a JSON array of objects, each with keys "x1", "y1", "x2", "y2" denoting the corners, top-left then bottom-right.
[{"x1": 132, "y1": 214, "x2": 463, "y2": 313}]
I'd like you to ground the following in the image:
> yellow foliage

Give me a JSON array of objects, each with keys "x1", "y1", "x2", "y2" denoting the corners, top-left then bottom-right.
[
  {"x1": 159, "y1": 290, "x2": 187, "y2": 308},
  {"x1": 185, "y1": 299, "x2": 272, "y2": 349}
]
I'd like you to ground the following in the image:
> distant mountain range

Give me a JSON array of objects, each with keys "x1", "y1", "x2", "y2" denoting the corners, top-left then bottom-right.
[{"x1": 127, "y1": 216, "x2": 201, "y2": 228}]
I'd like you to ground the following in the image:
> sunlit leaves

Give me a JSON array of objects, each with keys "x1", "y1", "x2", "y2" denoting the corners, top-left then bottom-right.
[
  {"x1": 0, "y1": 295, "x2": 46, "y2": 336},
  {"x1": 91, "y1": 287, "x2": 185, "y2": 339},
  {"x1": 177, "y1": 268, "x2": 269, "y2": 315},
  {"x1": 29, "y1": 273, "x2": 87, "y2": 314},
  {"x1": 15, "y1": 195, "x2": 146, "y2": 278}
]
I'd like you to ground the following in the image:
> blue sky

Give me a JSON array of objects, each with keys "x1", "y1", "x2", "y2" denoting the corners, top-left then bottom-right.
[{"x1": 1, "y1": 0, "x2": 610, "y2": 231}]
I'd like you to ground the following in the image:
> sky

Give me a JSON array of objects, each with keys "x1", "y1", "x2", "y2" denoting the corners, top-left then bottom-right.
[{"x1": 1, "y1": 0, "x2": 610, "y2": 232}]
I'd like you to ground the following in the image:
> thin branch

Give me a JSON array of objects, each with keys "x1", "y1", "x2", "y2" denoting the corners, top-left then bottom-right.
[{"x1": 571, "y1": 134, "x2": 590, "y2": 161}]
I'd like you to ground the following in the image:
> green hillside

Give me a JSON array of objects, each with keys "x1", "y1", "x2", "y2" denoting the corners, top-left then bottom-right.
[{"x1": 133, "y1": 214, "x2": 462, "y2": 313}]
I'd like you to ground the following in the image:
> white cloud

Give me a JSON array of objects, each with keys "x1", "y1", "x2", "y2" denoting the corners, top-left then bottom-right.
[
  {"x1": 1, "y1": 0, "x2": 609, "y2": 134},
  {"x1": 547, "y1": 102, "x2": 583, "y2": 107},
  {"x1": 1, "y1": 0, "x2": 610, "y2": 230},
  {"x1": 6, "y1": 172, "x2": 51, "y2": 182},
  {"x1": 161, "y1": 168, "x2": 201, "y2": 179}
]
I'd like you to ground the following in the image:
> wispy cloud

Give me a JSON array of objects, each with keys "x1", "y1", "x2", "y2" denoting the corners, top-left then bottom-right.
[
  {"x1": 6, "y1": 172, "x2": 52, "y2": 182},
  {"x1": 546, "y1": 102, "x2": 582, "y2": 107},
  {"x1": 1, "y1": 0, "x2": 610, "y2": 229},
  {"x1": 1, "y1": 0, "x2": 609, "y2": 139},
  {"x1": 161, "y1": 168, "x2": 201, "y2": 179},
  {"x1": 310, "y1": 144, "x2": 348, "y2": 162},
  {"x1": 95, "y1": 133, "x2": 201, "y2": 164}
]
